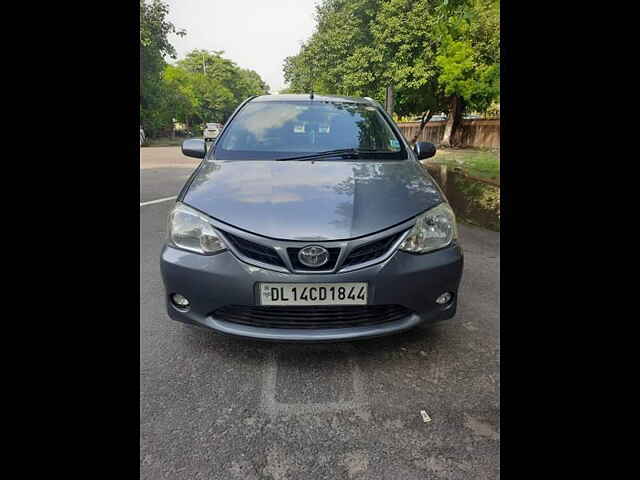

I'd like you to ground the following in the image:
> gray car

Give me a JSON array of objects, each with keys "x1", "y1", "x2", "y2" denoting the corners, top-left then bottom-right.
[{"x1": 160, "y1": 94, "x2": 463, "y2": 341}]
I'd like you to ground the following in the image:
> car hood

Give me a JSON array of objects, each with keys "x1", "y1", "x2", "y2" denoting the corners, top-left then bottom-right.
[{"x1": 183, "y1": 159, "x2": 443, "y2": 241}]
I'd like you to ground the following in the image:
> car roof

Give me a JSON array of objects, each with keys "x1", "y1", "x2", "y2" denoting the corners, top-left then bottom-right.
[{"x1": 251, "y1": 94, "x2": 375, "y2": 105}]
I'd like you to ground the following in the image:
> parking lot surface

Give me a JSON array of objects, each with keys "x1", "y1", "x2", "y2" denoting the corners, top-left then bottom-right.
[{"x1": 140, "y1": 146, "x2": 500, "y2": 479}]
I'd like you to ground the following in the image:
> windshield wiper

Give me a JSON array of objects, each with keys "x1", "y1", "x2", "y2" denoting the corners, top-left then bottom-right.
[
  {"x1": 276, "y1": 148, "x2": 390, "y2": 162},
  {"x1": 276, "y1": 148, "x2": 359, "y2": 161}
]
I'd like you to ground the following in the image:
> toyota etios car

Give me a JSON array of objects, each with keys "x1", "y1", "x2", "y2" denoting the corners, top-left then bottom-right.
[{"x1": 160, "y1": 94, "x2": 463, "y2": 341}]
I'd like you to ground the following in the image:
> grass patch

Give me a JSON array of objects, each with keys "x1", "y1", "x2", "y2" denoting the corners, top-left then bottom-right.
[{"x1": 429, "y1": 148, "x2": 500, "y2": 184}]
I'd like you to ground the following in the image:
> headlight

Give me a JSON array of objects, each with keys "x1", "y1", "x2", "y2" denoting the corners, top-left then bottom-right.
[
  {"x1": 167, "y1": 202, "x2": 226, "y2": 255},
  {"x1": 400, "y1": 203, "x2": 458, "y2": 254}
]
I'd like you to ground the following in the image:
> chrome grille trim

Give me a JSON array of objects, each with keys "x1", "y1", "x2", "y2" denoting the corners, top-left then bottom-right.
[{"x1": 210, "y1": 217, "x2": 415, "y2": 274}]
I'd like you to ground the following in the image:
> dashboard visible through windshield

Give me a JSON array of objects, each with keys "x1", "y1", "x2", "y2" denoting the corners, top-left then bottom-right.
[{"x1": 214, "y1": 101, "x2": 407, "y2": 160}]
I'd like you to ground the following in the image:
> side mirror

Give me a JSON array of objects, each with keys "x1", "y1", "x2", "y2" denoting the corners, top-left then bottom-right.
[
  {"x1": 414, "y1": 141, "x2": 436, "y2": 160},
  {"x1": 182, "y1": 138, "x2": 206, "y2": 159}
]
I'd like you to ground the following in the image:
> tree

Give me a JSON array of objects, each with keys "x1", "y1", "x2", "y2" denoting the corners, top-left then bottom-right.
[
  {"x1": 282, "y1": 0, "x2": 500, "y2": 146},
  {"x1": 175, "y1": 50, "x2": 269, "y2": 124},
  {"x1": 140, "y1": 0, "x2": 185, "y2": 135},
  {"x1": 237, "y1": 69, "x2": 271, "y2": 100},
  {"x1": 162, "y1": 65, "x2": 198, "y2": 129},
  {"x1": 435, "y1": 0, "x2": 499, "y2": 146},
  {"x1": 369, "y1": 0, "x2": 449, "y2": 141},
  {"x1": 160, "y1": 50, "x2": 270, "y2": 132},
  {"x1": 283, "y1": 0, "x2": 383, "y2": 98},
  {"x1": 140, "y1": 3, "x2": 270, "y2": 138}
]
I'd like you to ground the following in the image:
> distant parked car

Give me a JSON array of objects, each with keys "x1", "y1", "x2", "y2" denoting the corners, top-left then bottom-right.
[
  {"x1": 430, "y1": 114, "x2": 447, "y2": 122},
  {"x1": 140, "y1": 126, "x2": 146, "y2": 146},
  {"x1": 463, "y1": 114, "x2": 482, "y2": 120},
  {"x1": 204, "y1": 123, "x2": 223, "y2": 142}
]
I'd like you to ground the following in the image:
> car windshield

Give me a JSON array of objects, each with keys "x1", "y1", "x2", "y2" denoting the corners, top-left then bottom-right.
[{"x1": 214, "y1": 101, "x2": 406, "y2": 160}]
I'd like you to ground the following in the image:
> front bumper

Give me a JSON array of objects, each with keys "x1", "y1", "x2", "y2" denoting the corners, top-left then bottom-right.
[{"x1": 160, "y1": 243, "x2": 463, "y2": 342}]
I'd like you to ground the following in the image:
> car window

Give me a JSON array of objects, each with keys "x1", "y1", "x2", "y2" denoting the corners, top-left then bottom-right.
[{"x1": 214, "y1": 101, "x2": 406, "y2": 160}]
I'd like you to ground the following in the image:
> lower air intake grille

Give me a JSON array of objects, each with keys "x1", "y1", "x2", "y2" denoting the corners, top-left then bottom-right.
[
  {"x1": 213, "y1": 305, "x2": 412, "y2": 329},
  {"x1": 222, "y1": 231, "x2": 285, "y2": 268}
]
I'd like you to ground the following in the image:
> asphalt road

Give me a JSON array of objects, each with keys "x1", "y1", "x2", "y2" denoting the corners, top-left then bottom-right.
[{"x1": 140, "y1": 147, "x2": 500, "y2": 479}]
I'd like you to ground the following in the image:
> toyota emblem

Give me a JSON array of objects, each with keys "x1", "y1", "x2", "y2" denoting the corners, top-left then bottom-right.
[{"x1": 298, "y1": 245, "x2": 330, "y2": 268}]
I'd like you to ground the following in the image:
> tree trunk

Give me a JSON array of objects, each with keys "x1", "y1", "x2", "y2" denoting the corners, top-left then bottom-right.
[
  {"x1": 140, "y1": 44, "x2": 143, "y2": 99},
  {"x1": 409, "y1": 110, "x2": 433, "y2": 146},
  {"x1": 385, "y1": 86, "x2": 395, "y2": 116},
  {"x1": 441, "y1": 95, "x2": 463, "y2": 147}
]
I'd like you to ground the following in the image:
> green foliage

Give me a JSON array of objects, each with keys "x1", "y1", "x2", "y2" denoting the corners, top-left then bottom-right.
[
  {"x1": 370, "y1": 0, "x2": 446, "y2": 115},
  {"x1": 159, "y1": 50, "x2": 270, "y2": 129},
  {"x1": 140, "y1": 2, "x2": 270, "y2": 137},
  {"x1": 283, "y1": 0, "x2": 384, "y2": 100},
  {"x1": 283, "y1": 0, "x2": 499, "y2": 117},
  {"x1": 486, "y1": 101, "x2": 500, "y2": 117},
  {"x1": 435, "y1": 0, "x2": 499, "y2": 112},
  {"x1": 140, "y1": 0, "x2": 186, "y2": 136},
  {"x1": 140, "y1": 0, "x2": 184, "y2": 59}
]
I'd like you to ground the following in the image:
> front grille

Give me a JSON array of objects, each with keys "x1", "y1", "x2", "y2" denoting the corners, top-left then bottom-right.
[
  {"x1": 222, "y1": 231, "x2": 286, "y2": 268},
  {"x1": 287, "y1": 247, "x2": 341, "y2": 271},
  {"x1": 342, "y1": 232, "x2": 404, "y2": 268},
  {"x1": 213, "y1": 304, "x2": 412, "y2": 329}
]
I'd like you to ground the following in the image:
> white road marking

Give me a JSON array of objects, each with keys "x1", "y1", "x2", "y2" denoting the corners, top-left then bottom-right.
[
  {"x1": 139, "y1": 196, "x2": 177, "y2": 207},
  {"x1": 260, "y1": 345, "x2": 370, "y2": 419}
]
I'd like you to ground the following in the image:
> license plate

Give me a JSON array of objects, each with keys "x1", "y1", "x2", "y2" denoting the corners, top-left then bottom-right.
[{"x1": 258, "y1": 282, "x2": 368, "y2": 306}]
